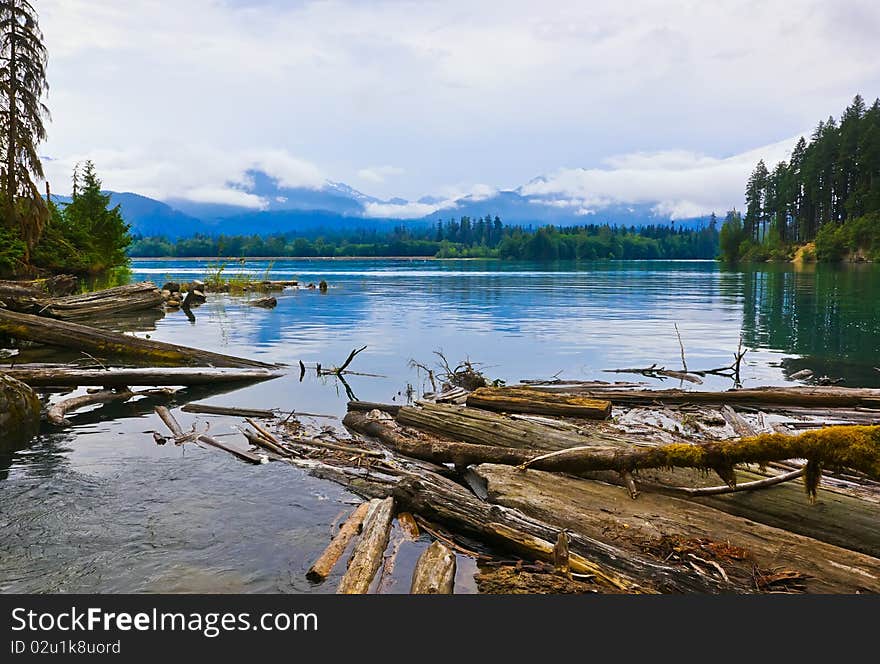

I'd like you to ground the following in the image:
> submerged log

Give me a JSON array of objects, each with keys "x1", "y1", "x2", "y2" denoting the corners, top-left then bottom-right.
[
  {"x1": 0, "y1": 374, "x2": 40, "y2": 449},
  {"x1": 474, "y1": 464, "x2": 880, "y2": 593},
  {"x1": 2, "y1": 366, "x2": 283, "y2": 388},
  {"x1": 410, "y1": 541, "x2": 456, "y2": 594},
  {"x1": 0, "y1": 309, "x2": 276, "y2": 368},
  {"x1": 47, "y1": 388, "x2": 171, "y2": 426},
  {"x1": 528, "y1": 385, "x2": 880, "y2": 409},
  {"x1": 308, "y1": 502, "x2": 372, "y2": 582},
  {"x1": 466, "y1": 386, "x2": 611, "y2": 419},
  {"x1": 181, "y1": 403, "x2": 276, "y2": 418},
  {"x1": 337, "y1": 497, "x2": 395, "y2": 594},
  {"x1": 35, "y1": 282, "x2": 164, "y2": 320}
]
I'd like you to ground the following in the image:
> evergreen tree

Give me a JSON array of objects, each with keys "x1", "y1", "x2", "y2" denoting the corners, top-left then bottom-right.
[
  {"x1": 0, "y1": 0, "x2": 49, "y2": 258},
  {"x1": 63, "y1": 161, "x2": 131, "y2": 271}
]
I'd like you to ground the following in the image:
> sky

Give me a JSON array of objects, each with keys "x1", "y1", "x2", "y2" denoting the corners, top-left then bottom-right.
[{"x1": 37, "y1": 0, "x2": 880, "y2": 217}]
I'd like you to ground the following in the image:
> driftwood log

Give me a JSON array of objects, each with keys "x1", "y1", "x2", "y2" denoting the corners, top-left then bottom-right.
[
  {"x1": 346, "y1": 409, "x2": 880, "y2": 557},
  {"x1": 474, "y1": 464, "x2": 880, "y2": 593},
  {"x1": 0, "y1": 308, "x2": 275, "y2": 368},
  {"x1": 410, "y1": 541, "x2": 456, "y2": 594},
  {"x1": 34, "y1": 282, "x2": 164, "y2": 320},
  {"x1": 396, "y1": 402, "x2": 628, "y2": 452},
  {"x1": 307, "y1": 502, "x2": 371, "y2": 582},
  {"x1": 465, "y1": 387, "x2": 611, "y2": 419},
  {"x1": 2, "y1": 366, "x2": 283, "y2": 388},
  {"x1": 337, "y1": 497, "x2": 395, "y2": 594},
  {"x1": 525, "y1": 385, "x2": 880, "y2": 409}
]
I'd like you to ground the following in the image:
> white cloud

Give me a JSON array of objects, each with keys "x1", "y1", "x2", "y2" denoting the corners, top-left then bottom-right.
[
  {"x1": 41, "y1": 146, "x2": 325, "y2": 206},
  {"x1": 521, "y1": 136, "x2": 799, "y2": 218},
  {"x1": 357, "y1": 165, "x2": 404, "y2": 184},
  {"x1": 363, "y1": 200, "x2": 454, "y2": 219}
]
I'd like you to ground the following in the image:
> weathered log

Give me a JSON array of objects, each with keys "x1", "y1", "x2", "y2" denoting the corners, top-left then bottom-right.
[
  {"x1": 0, "y1": 374, "x2": 40, "y2": 449},
  {"x1": 337, "y1": 497, "x2": 395, "y2": 594},
  {"x1": 391, "y1": 471, "x2": 724, "y2": 593},
  {"x1": 2, "y1": 366, "x2": 283, "y2": 388},
  {"x1": 396, "y1": 402, "x2": 630, "y2": 452},
  {"x1": 348, "y1": 410, "x2": 880, "y2": 557},
  {"x1": 35, "y1": 282, "x2": 164, "y2": 320},
  {"x1": 528, "y1": 385, "x2": 880, "y2": 409},
  {"x1": 474, "y1": 464, "x2": 880, "y2": 593},
  {"x1": 376, "y1": 406, "x2": 880, "y2": 497},
  {"x1": 466, "y1": 387, "x2": 611, "y2": 419},
  {"x1": 307, "y1": 502, "x2": 372, "y2": 582},
  {"x1": 410, "y1": 541, "x2": 456, "y2": 594},
  {"x1": 0, "y1": 308, "x2": 276, "y2": 368},
  {"x1": 242, "y1": 429, "x2": 291, "y2": 458}
]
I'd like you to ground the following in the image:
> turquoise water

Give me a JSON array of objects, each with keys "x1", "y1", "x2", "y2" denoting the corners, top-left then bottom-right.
[{"x1": 2, "y1": 258, "x2": 879, "y2": 593}]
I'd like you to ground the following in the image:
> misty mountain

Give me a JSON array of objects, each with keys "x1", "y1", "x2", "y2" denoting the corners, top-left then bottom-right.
[{"x1": 85, "y1": 170, "x2": 710, "y2": 238}]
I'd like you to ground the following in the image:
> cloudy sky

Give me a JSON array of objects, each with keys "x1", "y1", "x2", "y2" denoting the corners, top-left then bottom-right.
[{"x1": 38, "y1": 0, "x2": 880, "y2": 216}]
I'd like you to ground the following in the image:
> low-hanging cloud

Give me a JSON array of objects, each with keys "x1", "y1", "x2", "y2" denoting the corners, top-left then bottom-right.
[
  {"x1": 521, "y1": 136, "x2": 800, "y2": 218},
  {"x1": 41, "y1": 146, "x2": 326, "y2": 208}
]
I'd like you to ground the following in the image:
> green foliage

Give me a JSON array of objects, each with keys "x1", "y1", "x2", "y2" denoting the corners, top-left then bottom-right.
[
  {"x1": 14, "y1": 162, "x2": 133, "y2": 277},
  {"x1": 129, "y1": 219, "x2": 720, "y2": 261},
  {"x1": 718, "y1": 210, "x2": 745, "y2": 261},
  {"x1": 815, "y1": 213, "x2": 880, "y2": 262},
  {"x1": 0, "y1": 225, "x2": 26, "y2": 274}
]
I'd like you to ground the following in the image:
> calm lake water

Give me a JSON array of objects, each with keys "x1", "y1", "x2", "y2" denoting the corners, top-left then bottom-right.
[{"x1": 2, "y1": 258, "x2": 879, "y2": 593}]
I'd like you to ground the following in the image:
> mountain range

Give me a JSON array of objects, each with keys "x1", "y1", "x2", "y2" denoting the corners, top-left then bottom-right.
[{"x1": 63, "y1": 170, "x2": 711, "y2": 239}]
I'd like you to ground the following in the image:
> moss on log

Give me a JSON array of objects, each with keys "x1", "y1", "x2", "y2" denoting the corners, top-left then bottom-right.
[{"x1": 0, "y1": 375, "x2": 40, "y2": 449}]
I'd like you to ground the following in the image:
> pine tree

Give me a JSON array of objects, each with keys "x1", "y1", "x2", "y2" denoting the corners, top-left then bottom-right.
[
  {"x1": 0, "y1": 0, "x2": 49, "y2": 259},
  {"x1": 744, "y1": 160, "x2": 768, "y2": 241},
  {"x1": 64, "y1": 161, "x2": 131, "y2": 272}
]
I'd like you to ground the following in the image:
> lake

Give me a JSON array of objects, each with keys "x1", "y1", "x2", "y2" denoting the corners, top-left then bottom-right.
[{"x1": 2, "y1": 258, "x2": 879, "y2": 593}]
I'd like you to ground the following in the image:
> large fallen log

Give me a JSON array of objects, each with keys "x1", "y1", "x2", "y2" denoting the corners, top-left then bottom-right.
[
  {"x1": 34, "y1": 282, "x2": 164, "y2": 320},
  {"x1": 465, "y1": 386, "x2": 611, "y2": 419},
  {"x1": 395, "y1": 402, "x2": 628, "y2": 452},
  {"x1": 0, "y1": 309, "x2": 275, "y2": 368},
  {"x1": 363, "y1": 408, "x2": 880, "y2": 497},
  {"x1": 410, "y1": 541, "x2": 456, "y2": 594},
  {"x1": 527, "y1": 385, "x2": 880, "y2": 409},
  {"x1": 473, "y1": 464, "x2": 880, "y2": 593},
  {"x1": 391, "y1": 471, "x2": 727, "y2": 593},
  {"x1": 337, "y1": 497, "x2": 395, "y2": 594},
  {"x1": 347, "y1": 410, "x2": 880, "y2": 556},
  {"x1": 1, "y1": 366, "x2": 283, "y2": 387}
]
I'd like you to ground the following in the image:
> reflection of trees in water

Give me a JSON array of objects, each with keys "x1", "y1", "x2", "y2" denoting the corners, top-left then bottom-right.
[{"x1": 731, "y1": 264, "x2": 880, "y2": 384}]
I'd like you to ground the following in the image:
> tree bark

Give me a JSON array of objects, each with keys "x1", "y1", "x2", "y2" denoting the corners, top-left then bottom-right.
[
  {"x1": 0, "y1": 308, "x2": 276, "y2": 368},
  {"x1": 474, "y1": 464, "x2": 880, "y2": 594},
  {"x1": 395, "y1": 402, "x2": 629, "y2": 453},
  {"x1": 0, "y1": 374, "x2": 40, "y2": 449},
  {"x1": 466, "y1": 387, "x2": 611, "y2": 419},
  {"x1": 337, "y1": 497, "x2": 395, "y2": 594},
  {"x1": 410, "y1": 541, "x2": 456, "y2": 594},
  {"x1": 526, "y1": 385, "x2": 880, "y2": 409}
]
